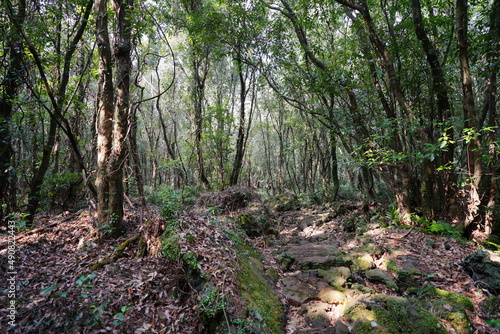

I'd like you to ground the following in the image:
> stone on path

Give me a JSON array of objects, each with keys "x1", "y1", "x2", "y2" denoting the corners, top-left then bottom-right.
[
  {"x1": 318, "y1": 267, "x2": 351, "y2": 288},
  {"x1": 281, "y1": 275, "x2": 318, "y2": 305},
  {"x1": 284, "y1": 242, "x2": 343, "y2": 268},
  {"x1": 365, "y1": 269, "x2": 397, "y2": 289}
]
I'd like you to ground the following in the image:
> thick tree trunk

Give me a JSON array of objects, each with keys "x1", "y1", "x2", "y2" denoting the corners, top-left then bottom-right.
[
  {"x1": 95, "y1": 0, "x2": 115, "y2": 237},
  {"x1": 95, "y1": 0, "x2": 132, "y2": 239}
]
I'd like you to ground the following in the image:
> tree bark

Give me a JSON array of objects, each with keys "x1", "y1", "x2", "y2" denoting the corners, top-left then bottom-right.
[
  {"x1": 95, "y1": 0, "x2": 133, "y2": 239},
  {"x1": 193, "y1": 55, "x2": 211, "y2": 189},
  {"x1": 411, "y1": 0, "x2": 455, "y2": 220},
  {"x1": 0, "y1": 0, "x2": 25, "y2": 223},
  {"x1": 483, "y1": 0, "x2": 500, "y2": 236},
  {"x1": 95, "y1": 0, "x2": 115, "y2": 237},
  {"x1": 456, "y1": 0, "x2": 483, "y2": 235},
  {"x1": 229, "y1": 55, "x2": 249, "y2": 186}
]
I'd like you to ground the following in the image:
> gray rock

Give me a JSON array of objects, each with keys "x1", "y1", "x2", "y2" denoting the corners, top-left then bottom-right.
[
  {"x1": 301, "y1": 301, "x2": 332, "y2": 329},
  {"x1": 284, "y1": 243, "x2": 343, "y2": 269},
  {"x1": 317, "y1": 287, "x2": 346, "y2": 304},
  {"x1": 281, "y1": 275, "x2": 318, "y2": 305},
  {"x1": 365, "y1": 269, "x2": 397, "y2": 289},
  {"x1": 318, "y1": 267, "x2": 351, "y2": 288},
  {"x1": 462, "y1": 249, "x2": 500, "y2": 294}
]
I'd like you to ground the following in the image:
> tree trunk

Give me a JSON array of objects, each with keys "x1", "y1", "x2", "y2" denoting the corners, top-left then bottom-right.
[
  {"x1": 328, "y1": 129, "x2": 340, "y2": 201},
  {"x1": 95, "y1": 0, "x2": 133, "y2": 239},
  {"x1": 483, "y1": 0, "x2": 500, "y2": 236},
  {"x1": 229, "y1": 55, "x2": 248, "y2": 186},
  {"x1": 129, "y1": 105, "x2": 146, "y2": 206},
  {"x1": 95, "y1": 0, "x2": 115, "y2": 237},
  {"x1": 193, "y1": 55, "x2": 210, "y2": 189},
  {"x1": 341, "y1": 0, "x2": 418, "y2": 219},
  {"x1": 411, "y1": 0, "x2": 455, "y2": 220},
  {"x1": 0, "y1": 0, "x2": 25, "y2": 223},
  {"x1": 456, "y1": 0, "x2": 483, "y2": 235}
]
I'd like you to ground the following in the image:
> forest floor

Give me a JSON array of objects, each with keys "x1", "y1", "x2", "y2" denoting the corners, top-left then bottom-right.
[{"x1": 0, "y1": 198, "x2": 499, "y2": 333}]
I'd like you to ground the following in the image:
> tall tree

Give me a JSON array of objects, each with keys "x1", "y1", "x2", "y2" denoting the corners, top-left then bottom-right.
[
  {"x1": 5, "y1": 0, "x2": 95, "y2": 226},
  {"x1": 0, "y1": 0, "x2": 25, "y2": 223},
  {"x1": 456, "y1": 0, "x2": 483, "y2": 235},
  {"x1": 95, "y1": 0, "x2": 133, "y2": 239},
  {"x1": 181, "y1": 0, "x2": 212, "y2": 188}
]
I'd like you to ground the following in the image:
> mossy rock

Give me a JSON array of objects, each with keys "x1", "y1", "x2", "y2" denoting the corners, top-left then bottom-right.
[
  {"x1": 226, "y1": 230, "x2": 285, "y2": 334},
  {"x1": 414, "y1": 286, "x2": 474, "y2": 333},
  {"x1": 318, "y1": 266, "x2": 351, "y2": 288},
  {"x1": 365, "y1": 269, "x2": 397, "y2": 289},
  {"x1": 351, "y1": 253, "x2": 375, "y2": 272},
  {"x1": 343, "y1": 216, "x2": 357, "y2": 233},
  {"x1": 346, "y1": 295, "x2": 447, "y2": 334},
  {"x1": 282, "y1": 243, "x2": 347, "y2": 270},
  {"x1": 236, "y1": 212, "x2": 276, "y2": 238},
  {"x1": 417, "y1": 286, "x2": 474, "y2": 311},
  {"x1": 344, "y1": 287, "x2": 475, "y2": 334},
  {"x1": 462, "y1": 249, "x2": 500, "y2": 294},
  {"x1": 273, "y1": 193, "x2": 301, "y2": 212}
]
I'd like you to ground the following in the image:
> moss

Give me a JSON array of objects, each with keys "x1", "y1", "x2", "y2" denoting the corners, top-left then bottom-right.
[
  {"x1": 447, "y1": 311, "x2": 472, "y2": 334},
  {"x1": 346, "y1": 296, "x2": 446, "y2": 334},
  {"x1": 229, "y1": 230, "x2": 285, "y2": 334},
  {"x1": 265, "y1": 267, "x2": 279, "y2": 283},
  {"x1": 237, "y1": 259, "x2": 285, "y2": 334},
  {"x1": 161, "y1": 230, "x2": 180, "y2": 261},
  {"x1": 414, "y1": 286, "x2": 473, "y2": 333},
  {"x1": 198, "y1": 283, "x2": 226, "y2": 329},
  {"x1": 420, "y1": 286, "x2": 474, "y2": 311},
  {"x1": 385, "y1": 259, "x2": 398, "y2": 272}
]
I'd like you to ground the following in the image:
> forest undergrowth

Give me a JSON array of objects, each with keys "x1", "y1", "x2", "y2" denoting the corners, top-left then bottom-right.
[{"x1": 0, "y1": 190, "x2": 499, "y2": 333}]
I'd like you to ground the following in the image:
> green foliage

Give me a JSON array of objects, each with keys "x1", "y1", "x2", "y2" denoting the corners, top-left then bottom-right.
[
  {"x1": 3, "y1": 212, "x2": 30, "y2": 230},
  {"x1": 199, "y1": 284, "x2": 226, "y2": 321},
  {"x1": 182, "y1": 251, "x2": 201, "y2": 274},
  {"x1": 40, "y1": 172, "x2": 82, "y2": 210},
  {"x1": 148, "y1": 185, "x2": 198, "y2": 217},
  {"x1": 161, "y1": 226, "x2": 181, "y2": 261},
  {"x1": 112, "y1": 305, "x2": 133, "y2": 326},
  {"x1": 423, "y1": 220, "x2": 463, "y2": 239},
  {"x1": 76, "y1": 273, "x2": 97, "y2": 298},
  {"x1": 486, "y1": 319, "x2": 500, "y2": 329}
]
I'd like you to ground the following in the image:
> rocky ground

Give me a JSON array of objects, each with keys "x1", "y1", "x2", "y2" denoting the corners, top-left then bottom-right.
[{"x1": 253, "y1": 204, "x2": 500, "y2": 333}]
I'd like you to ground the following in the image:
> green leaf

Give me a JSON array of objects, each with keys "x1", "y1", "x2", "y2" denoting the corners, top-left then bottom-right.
[{"x1": 39, "y1": 285, "x2": 58, "y2": 295}]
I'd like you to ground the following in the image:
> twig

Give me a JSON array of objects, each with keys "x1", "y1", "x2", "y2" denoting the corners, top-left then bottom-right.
[{"x1": 91, "y1": 234, "x2": 140, "y2": 270}]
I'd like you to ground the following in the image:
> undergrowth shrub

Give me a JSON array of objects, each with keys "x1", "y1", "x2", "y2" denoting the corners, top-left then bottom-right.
[
  {"x1": 147, "y1": 185, "x2": 198, "y2": 210},
  {"x1": 40, "y1": 172, "x2": 83, "y2": 210}
]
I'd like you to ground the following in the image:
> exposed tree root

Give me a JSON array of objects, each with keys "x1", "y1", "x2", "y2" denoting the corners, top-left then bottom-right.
[{"x1": 91, "y1": 234, "x2": 140, "y2": 270}]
